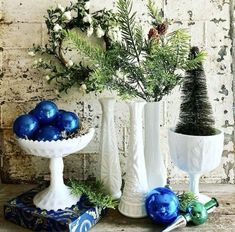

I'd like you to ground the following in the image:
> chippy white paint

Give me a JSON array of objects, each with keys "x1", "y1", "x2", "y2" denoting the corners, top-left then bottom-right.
[{"x1": 0, "y1": 0, "x2": 234, "y2": 184}]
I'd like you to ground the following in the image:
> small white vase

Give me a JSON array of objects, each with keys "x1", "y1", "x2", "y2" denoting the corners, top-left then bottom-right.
[
  {"x1": 118, "y1": 101, "x2": 148, "y2": 218},
  {"x1": 168, "y1": 128, "x2": 224, "y2": 204},
  {"x1": 98, "y1": 97, "x2": 122, "y2": 199},
  {"x1": 144, "y1": 102, "x2": 167, "y2": 191}
]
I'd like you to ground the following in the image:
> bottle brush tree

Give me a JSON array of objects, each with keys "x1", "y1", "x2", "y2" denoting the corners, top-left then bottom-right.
[{"x1": 175, "y1": 47, "x2": 216, "y2": 136}]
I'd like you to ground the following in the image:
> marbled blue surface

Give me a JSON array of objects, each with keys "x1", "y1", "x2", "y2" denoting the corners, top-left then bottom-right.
[{"x1": 4, "y1": 187, "x2": 104, "y2": 232}]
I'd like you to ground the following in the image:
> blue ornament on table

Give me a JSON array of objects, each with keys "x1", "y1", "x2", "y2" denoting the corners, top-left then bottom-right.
[
  {"x1": 55, "y1": 111, "x2": 79, "y2": 133},
  {"x1": 34, "y1": 125, "x2": 61, "y2": 141},
  {"x1": 145, "y1": 187, "x2": 180, "y2": 225},
  {"x1": 33, "y1": 100, "x2": 58, "y2": 124},
  {"x1": 13, "y1": 114, "x2": 39, "y2": 139}
]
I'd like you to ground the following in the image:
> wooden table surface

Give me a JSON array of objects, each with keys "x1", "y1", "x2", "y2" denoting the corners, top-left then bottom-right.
[{"x1": 0, "y1": 184, "x2": 234, "y2": 231}]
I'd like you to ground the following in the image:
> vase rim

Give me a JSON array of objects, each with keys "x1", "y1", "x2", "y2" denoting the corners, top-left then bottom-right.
[
  {"x1": 99, "y1": 96, "x2": 116, "y2": 101},
  {"x1": 169, "y1": 127, "x2": 223, "y2": 138}
]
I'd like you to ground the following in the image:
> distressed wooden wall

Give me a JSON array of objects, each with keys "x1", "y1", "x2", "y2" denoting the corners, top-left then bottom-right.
[{"x1": 0, "y1": 0, "x2": 234, "y2": 184}]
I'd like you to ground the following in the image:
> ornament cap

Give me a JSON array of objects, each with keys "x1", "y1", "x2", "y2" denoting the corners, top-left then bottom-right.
[{"x1": 162, "y1": 215, "x2": 187, "y2": 232}]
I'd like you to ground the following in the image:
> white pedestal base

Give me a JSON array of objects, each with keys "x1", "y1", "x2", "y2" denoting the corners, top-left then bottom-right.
[{"x1": 33, "y1": 184, "x2": 80, "y2": 211}]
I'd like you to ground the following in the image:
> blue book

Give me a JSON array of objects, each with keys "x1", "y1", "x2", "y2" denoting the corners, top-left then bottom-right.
[{"x1": 4, "y1": 187, "x2": 105, "y2": 232}]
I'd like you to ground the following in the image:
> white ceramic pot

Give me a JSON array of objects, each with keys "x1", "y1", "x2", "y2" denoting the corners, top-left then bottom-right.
[
  {"x1": 98, "y1": 97, "x2": 122, "y2": 199},
  {"x1": 144, "y1": 102, "x2": 167, "y2": 191},
  {"x1": 118, "y1": 101, "x2": 148, "y2": 218},
  {"x1": 168, "y1": 128, "x2": 224, "y2": 203}
]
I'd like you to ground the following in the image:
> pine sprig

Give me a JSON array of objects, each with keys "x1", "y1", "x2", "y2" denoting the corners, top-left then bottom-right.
[
  {"x1": 117, "y1": 0, "x2": 144, "y2": 64},
  {"x1": 177, "y1": 191, "x2": 198, "y2": 212},
  {"x1": 147, "y1": 0, "x2": 163, "y2": 25},
  {"x1": 69, "y1": 179, "x2": 119, "y2": 209}
]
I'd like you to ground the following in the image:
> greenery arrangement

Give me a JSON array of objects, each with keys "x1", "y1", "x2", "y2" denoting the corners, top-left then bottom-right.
[
  {"x1": 175, "y1": 47, "x2": 216, "y2": 136},
  {"x1": 69, "y1": 179, "x2": 118, "y2": 209},
  {"x1": 30, "y1": 0, "x2": 118, "y2": 93},
  {"x1": 31, "y1": 0, "x2": 206, "y2": 101}
]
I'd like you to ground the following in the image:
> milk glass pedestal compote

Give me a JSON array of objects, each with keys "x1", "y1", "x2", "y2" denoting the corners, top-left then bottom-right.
[
  {"x1": 17, "y1": 128, "x2": 95, "y2": 211},
  {"x1": 168, "y1": 128, "x2": 224, "y2": 204}
]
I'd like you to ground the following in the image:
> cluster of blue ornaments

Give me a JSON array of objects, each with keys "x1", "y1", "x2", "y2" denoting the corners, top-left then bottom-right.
[{"x1": 13, "y1": 100, "x2": 79, "y2": 141}]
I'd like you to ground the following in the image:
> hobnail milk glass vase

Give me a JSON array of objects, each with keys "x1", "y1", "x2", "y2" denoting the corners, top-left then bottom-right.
[
  {"x1": 144, "y1": 102, "x2": 167, "y2": 191},
  {"x1": 118, "y1": 101, "x2": 148, "y2": 218},
  {"x1": 99, "y1": 97, "x2": 122, "y2": 199}
]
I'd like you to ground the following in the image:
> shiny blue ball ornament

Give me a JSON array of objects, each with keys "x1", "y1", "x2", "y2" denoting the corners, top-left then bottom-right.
[
  {"x1": 34, "y1": 125, "x2": 61, "y2": 141},
  {"x1": 13, "y1": 114, "x2": 39, "y2": 139},
  {"x1": 33, "y1": 100, "x2": 58, "y2": 124},
  {"x1": 56, "y1": 111, "x2": 79, "y2": 133},
  {"x1": 145, "y1": 187, "x2": 180, "y2": 225}
]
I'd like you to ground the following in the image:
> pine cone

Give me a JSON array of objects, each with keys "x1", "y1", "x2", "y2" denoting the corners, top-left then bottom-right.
[
  {"x1": 148, "y1": 27, "x2": 160, "y2": 41},
  {"x1": 157, "y1": 21, "x2": 168, "y2": 35}
]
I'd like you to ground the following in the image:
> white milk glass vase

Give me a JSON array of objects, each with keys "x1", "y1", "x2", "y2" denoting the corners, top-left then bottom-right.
[
  {"x1": 99, "y1": 97, "x2": 122, "y2": 199},
  {"x1": 144, "y1": 102, "x2": 167, "y2": 191},
  {"x1": 118, "y1": 101, "x2": 148, "y2": 218}
]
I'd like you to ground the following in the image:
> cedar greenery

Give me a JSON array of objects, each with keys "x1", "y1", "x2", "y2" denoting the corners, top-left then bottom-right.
[
  {"x1": 177, "y1": 191, "x2": 198, "y2": 212},
  {"x1": 69, "y1": 179, "x2": 118, "y2": 209},
  {"x1": 66, "y1": 0, "x2": 206, "y2": 101},
  {"x1": 175, "y1": 46, "x2": 216, "y2": 136}
]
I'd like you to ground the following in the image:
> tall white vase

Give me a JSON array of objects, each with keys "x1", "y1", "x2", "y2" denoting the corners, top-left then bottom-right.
[
  {"x1": 118, "y1": 101, "x2": 148, "y2": 218},
  {"x1": 99, "y1": 97, "x2": 122, "y2": 199},
  {"x1": 144, "y1": 102, "x2": 167, "y2": 191}
]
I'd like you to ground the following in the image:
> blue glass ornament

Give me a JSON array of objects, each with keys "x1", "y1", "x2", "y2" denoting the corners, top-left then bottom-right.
[
  {"x1": 55, "y1": 111, "x2": 79, "y2": 133},
  {"x1": 145, "y1": 187, "x2": 180, "y2": 225},
  {"x1": 34, "y1": 125, "x2": 61, "y2": 141},
  {"x1": 13, "y1": 114, "x2": 39, "y2": 139},
  {"x1": 33, "y1": 100, "x2": 58, "y2": 124}
]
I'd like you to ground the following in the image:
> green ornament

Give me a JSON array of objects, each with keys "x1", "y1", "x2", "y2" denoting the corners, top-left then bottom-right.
[
  {"x1": 186, "y1": 201, "x2": 208, "y2": 225},
  {"x1": 162, "y1": 198, "x2": 219, "y2": 232}
]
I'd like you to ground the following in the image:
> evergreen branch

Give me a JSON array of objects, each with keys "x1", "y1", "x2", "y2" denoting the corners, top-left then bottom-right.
[
  {"x1": 177, "y1": 191, "x2": 198, "y2": 212},
  {"x1": 69, "y1": 179, "x2": 119, "y2": 209},
  {"x1": 117, "y1": 0, "x2": 143, "y2": 64},
  {"x1": 183, "y1": 50, "x2": 207, "y2": 70},
  {"x1": 147, "y1": 0, "x2": 163, "y2": 25},
  {"x1": 65, "y1": 30, "x2": 105, "y2": 64}
]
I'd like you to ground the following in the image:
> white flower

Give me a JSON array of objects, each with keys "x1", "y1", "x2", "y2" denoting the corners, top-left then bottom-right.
[
  {"x1": 45, "y1": 75, "x2": 50, "y2": 81},
  {"x1": 57, "y1": 4, "x2": 65, "y2": 12},
  {"x1": 80, "y1": 84, "x2": 87, "y2": 91},
  {"x1": 83, "y1": 13, "x2": 92, "y2": 23},
  {"x1": 53, "y1": 23, "x2": 62, "y2": 32},
  {"x1": 28, "y1": 51, "x2": 35, "y2": 57},
  {"x1": 33, "y1": 60, "x2": 38, "y2": 65},
  {"x1": 66, "y1": 60, "x2": 73, "y2": 67},
  {"x1": 38, "y1": 58, "x2": 42, "y2": 63},
  {"x1": 96, "y1": 25, "x2": 105, "y2": 38},
  {"x1": 63, "y1": 11, "x2": 72, "y2": 21},
  {"x1": 108, "y1": 27, "x2": 122, "y2": 42},
  {"x1": 84, "y1": 1, "x2": 90, "y2": 10},
  {"x1": 87, "y1": 26, "x2": 94, "y2": 37}
]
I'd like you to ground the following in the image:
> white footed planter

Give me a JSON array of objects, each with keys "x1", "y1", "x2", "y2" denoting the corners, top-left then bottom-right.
[
  {"x1": 144, "y1": 102, "x2": 167, "y2": 191},
  {"x1": 98, "y1": 97, "x2": 122, "y2": 199},
  {"x1": 118, "y1": 102, "x2": 148, "y2": 218},
  {"x1": 17, "y1": 128, "x2": 95, "y2": 211},
  {"x1": 168, "y1": 128, "x2": 224, "y2": 203}
]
